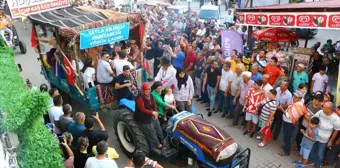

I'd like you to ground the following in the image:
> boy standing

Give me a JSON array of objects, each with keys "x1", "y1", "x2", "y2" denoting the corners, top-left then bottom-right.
[{"x1": 292, "y1": 117, "x2": 320, "y2": 168}]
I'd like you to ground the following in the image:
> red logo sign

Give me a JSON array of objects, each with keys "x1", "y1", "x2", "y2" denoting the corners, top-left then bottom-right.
[
  {"x1": 296, "y1": 14, "x2": 327, "y2": 27},
  {"x1": 328, "y1": 14, "x2": 340, "y2": 28},
  {"x1": 245, "y1": 14, "x2": 268, "y2": 25},
  {"x1": 236, "y1": 13, "x2": 245, "y2": 24},
  {"x1": 269, "y1": 15, "x2": 295, "y2": 26}
]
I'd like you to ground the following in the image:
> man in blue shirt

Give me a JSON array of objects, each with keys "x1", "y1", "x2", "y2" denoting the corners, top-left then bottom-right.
[
  {"x1": 250, "y1": 65, "x2": 262, "y2": 82},
  {"x1": 68, "y1": 112, "x2": 86, "y2": 146},
  {"x1": 172, "y1": 45, "x2": 185, "y2": 68}
]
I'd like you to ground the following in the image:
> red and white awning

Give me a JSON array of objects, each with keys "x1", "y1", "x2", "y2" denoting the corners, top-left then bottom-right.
[{"x1": 236, "y1": 12, "x2": 340, "y2": 29}]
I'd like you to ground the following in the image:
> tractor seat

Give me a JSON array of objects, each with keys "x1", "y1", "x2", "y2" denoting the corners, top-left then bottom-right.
[{"x1": 175, "y1": 117, "x2": 238, "y2": 162}]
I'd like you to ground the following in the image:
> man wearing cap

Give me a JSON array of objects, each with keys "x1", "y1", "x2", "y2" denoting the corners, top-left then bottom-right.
[
  {"x1": 252, "y1": 49, "x2": 268, "y2": 73},
  {"x1": 128, "y1": 39, "x2": 142, "y2": 67},
  {"x1": 115, "y1": 65, "x2": 136, "y2": 101},
  {"x1": 113, "y1": 51, "x2": 134, "y2": 76},
  {"x1": 278, "y1": 90, "x2": 307, "y2": 156},
  {"x1": 292, "y1": 63, "x2": 309, "y2": 92},
  {"x1": 231, "y1": 71, "x2": 254, "y2": 127}
]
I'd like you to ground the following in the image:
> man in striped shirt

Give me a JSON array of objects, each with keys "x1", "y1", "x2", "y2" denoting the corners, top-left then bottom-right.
[{"x1": 257, "y1": 89, "x2": 278, "y2": 147}]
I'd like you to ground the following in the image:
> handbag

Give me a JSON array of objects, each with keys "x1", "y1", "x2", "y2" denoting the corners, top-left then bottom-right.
[{"x1": 257, "y1": 100, "x2": 275, "y2": 116}]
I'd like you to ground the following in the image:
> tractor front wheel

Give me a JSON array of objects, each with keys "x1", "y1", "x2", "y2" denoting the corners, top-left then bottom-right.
[{"x1": 113, "y1": 108, "x2": 150, "y2": 157}]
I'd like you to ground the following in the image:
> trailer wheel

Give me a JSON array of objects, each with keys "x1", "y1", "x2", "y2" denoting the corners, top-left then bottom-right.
[{"x1": 113, "y1": 108, "x2": 150, "y2": 157}]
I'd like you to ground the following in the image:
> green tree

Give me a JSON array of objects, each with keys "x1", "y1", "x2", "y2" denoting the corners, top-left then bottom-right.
[{"x1": 0, "y1": 38, "x2": 64, "y2": 168}]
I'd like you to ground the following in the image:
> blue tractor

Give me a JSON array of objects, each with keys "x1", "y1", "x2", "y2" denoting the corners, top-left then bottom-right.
[{"x1": 113, "y1": 99, "x2": 251, "y2": 168}]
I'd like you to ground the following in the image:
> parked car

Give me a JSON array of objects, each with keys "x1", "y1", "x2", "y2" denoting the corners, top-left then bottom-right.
[{"x1": 198, "y1": 5, "x2": 222, "y2": 25}]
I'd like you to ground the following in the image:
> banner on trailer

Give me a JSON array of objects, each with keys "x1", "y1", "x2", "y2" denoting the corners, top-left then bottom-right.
[
  {"x1": 236, "y1": 12, "x2": 340, "y2": 29},
  {"x1": 80, "y1": 22, "x2": 130, "y2": 50},
  {"x1": 221, "y1": 30, "x2": 243, "y2": 59},
  {"x1": 6, "y1": 0, "x2": 71, "y2": 18}
]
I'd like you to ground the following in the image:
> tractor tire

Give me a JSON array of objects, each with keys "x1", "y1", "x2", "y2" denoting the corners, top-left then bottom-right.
[
  {"x1": 18, "y1": 41, "x2": 27, "y2": 54},
  {"x1": 113, "y1": 108, "x2": 150, "y2": 158}
]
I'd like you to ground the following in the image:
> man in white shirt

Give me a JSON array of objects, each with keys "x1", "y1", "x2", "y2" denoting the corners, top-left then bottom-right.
[
  {"x1": 310, "y1": 65, "x2": 328, "y2": 93},
  {"x1": 261, "y1": 74, "x2": 273, "y2": 98},
  {"x1": 113, "y1": 51, "x2": 134, "y2": 76},
  {"x1": 225, "y1": 10, "x2": 234, "y2": 27},
  {"x1": 173, "y1": 17, "x2": 183, "y2": 33},
  {"x1": 97, "y1": 51, "x2": 114, "y2": 84},
  {"x1": 48, "y1": 95, "x2": 64, "y2": 135},
  {"x1": 85, "y1": 141, "x2": 118, "y2": 168},
  {"x1": 218, "y1": 62, "x2": 233, "y2": 116}
]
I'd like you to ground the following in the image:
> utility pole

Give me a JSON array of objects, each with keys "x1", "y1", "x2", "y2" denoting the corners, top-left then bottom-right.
[
  {"x1": 187, "y1": 0, "x2": 192, "y2": 19},
  {"x1": 247, "y1": 0, "x2": 253, "y2": 46}
]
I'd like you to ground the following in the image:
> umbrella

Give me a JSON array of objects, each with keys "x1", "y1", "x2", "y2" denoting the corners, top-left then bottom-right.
[{"x1": 253, "y1": 28, "x2": 300, "y2": 42}]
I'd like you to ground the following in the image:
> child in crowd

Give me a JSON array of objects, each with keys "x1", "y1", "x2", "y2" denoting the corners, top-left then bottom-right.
[
  {"x1": 293, "y1": 117, "x2": 320, "y2": 168},
  {"x1": 164, "y1": 88, "x2": 177, "y2": 121}
]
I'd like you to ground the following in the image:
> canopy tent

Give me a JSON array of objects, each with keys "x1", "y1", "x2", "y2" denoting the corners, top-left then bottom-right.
[
  {"x1": 28, "y1": 7, "x2": 146, "y2": 38},
  {"x1": 236, "y1": 0, "x2": 340, "y2": 29}
]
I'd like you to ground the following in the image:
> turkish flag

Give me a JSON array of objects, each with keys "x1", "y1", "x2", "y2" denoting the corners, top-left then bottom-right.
[
  {"x1": 260, "y1": 126, "x2": 273, "y2": 141},
  {"x1": 63, "y1": 55, "x2": 75, "y2": 86},
  {"x1": 31, "y1": 27, "x2": 38, "y2": 48},
  {"x1": 142, "y1": 58, "x2": 150, "y2": 74}
]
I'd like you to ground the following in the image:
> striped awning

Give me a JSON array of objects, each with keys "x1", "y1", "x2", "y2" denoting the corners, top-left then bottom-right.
[
  {"x1": 28, "y1": 7, "x2": 108, "y2": 28},
  {"x1": 28, "y1": 7, "x2": 146, "y2": 38}
]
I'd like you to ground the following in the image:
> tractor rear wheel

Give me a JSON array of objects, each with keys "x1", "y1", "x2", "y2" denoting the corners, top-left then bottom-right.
[{"x1": 113, "y1": 108, "x2": 150, "y2": 157}]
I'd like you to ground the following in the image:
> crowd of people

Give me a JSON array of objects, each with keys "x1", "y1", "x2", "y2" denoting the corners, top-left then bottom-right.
[{"x1": 13, "y1": 1, "x2": 340, "y2": 168}]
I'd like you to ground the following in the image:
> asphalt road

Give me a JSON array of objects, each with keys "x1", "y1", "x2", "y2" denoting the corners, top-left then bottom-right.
[{"x1": 13, "y1": 2, "x2": 338, "y2": 168}]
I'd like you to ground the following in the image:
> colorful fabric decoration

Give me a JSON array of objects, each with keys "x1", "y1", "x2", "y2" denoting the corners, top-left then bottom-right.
[{"x1": 176, "y1": 117, "x2": 236, "y2": 161}]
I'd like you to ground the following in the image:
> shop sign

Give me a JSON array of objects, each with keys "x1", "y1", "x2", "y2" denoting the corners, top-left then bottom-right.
[
  {"x1": 245, "y1": 14, "x2": 268, "y2": 25},
  {"x1": 328, "y1": 14, "x2": 340, "y2": 29},
  {"x1": 221, "y1": 30, "x2": 243, "y2": 59},
  {"x1": 237, "y1": 12, "x2": 340, "y2": 29},
  {"x1": 236, "y1": 13, "x2": 245, "y2": 24},
  {"x1": 80, "y1": 22, "x2": 130, "y2": 50},
  {"x1": 269, "y1": 15, "x2": 295, "y2": 26},
  {"x1": 7, "y1": 0, "x2": 71, "y2": 19},
  {"x1": 296, "y1": 14, "x2": 327, "y2": 27}
]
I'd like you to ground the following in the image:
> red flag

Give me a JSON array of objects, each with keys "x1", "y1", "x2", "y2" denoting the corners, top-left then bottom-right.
[
  {"x1": 63, "y1": 55, "x2": 75, "y2": 86},
  {"x1": 142, "y1": 58, "x2": 150, "y2": 74},
  {"x1": 31, "y1": 27, "x2": 38, "y2": 48},
  {"x1": 260, "y1": 126, "x2": 273, "y2": 141}
]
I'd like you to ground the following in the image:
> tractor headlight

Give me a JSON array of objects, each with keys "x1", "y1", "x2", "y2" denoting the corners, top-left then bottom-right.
[{"x1": 216, "y1": 142, "x2": 238, "y2": 162}]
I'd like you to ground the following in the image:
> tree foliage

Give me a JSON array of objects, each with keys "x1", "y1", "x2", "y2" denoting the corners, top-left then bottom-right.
[{"x1": 0, "y1": 38, "x2": 64, "y2": 168}]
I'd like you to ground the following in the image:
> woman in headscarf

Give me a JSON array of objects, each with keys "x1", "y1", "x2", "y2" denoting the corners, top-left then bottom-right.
[
  {"x1": 154, "y1": 57, "x2": 177, "y2": 86},
  {"x1": 164, "y1": 67, "x2": 194, "y2": 112},
  {"x1": 153, "y1": 40, "x2": 164, "y2": 76},
  {"x1": 134, "y1": 82, "x2": 164, "y2": 149},
  {"x1": 151, "y1": 81, "x2": 177, "y2": 125}
]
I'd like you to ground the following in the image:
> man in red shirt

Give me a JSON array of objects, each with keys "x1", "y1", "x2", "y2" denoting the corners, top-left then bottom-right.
[
  {"x1": 264, "y1": 57, "x2": 280, "y2": 86},
  {"x1": 184, "y1": 45, "x2": 197, "y2": 77}
]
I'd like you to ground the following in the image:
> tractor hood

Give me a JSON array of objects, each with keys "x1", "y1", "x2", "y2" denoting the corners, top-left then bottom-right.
[{"x1": 169, "y1": 112, "x2": 238, "y2": 162}]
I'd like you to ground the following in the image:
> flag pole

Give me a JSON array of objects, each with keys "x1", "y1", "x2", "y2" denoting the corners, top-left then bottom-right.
[{"x1": 55, "y1": 45, "x2": 84, "y2": 96}]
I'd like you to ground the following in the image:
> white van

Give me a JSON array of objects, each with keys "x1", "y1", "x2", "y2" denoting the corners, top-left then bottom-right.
[{"x1": 198, "y1": 5, "x2": 222, "y2": 25}]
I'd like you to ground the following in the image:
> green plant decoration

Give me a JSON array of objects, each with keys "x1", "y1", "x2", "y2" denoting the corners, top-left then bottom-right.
[{"x1": 0, "y1": 38, "x2": 64, "y2": 168}]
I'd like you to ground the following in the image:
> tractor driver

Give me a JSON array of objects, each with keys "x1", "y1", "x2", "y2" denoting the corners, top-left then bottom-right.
[{"x1": 115, "y1": 65, "x2": 136, "y2": 101}]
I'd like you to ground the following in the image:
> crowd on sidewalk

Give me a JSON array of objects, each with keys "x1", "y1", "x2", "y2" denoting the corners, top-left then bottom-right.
[{"x1": 17, "y1": 1, "x2": 340, "y2": 168}]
